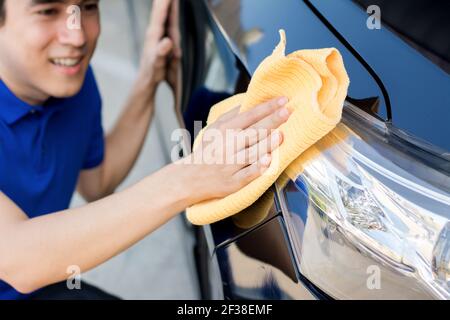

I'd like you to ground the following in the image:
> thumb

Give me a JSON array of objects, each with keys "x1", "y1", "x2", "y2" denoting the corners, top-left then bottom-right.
[{"x1": 157, "y1": 37, "x2": 174, "y2": 57}]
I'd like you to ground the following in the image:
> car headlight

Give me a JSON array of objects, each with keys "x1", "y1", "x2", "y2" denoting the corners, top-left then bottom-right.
[{"x1": 280, "y1": 107, "x2": 450, "y2": 299}]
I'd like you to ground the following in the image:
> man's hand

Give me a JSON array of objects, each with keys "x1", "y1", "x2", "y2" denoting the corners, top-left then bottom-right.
[
  {"x1": 164, "y1": 0, "x2": 182, "y2": 95},
  {"x1": 137, "y1": 0, "x2": 175, "y2": 96},
  {"x1": 181, "y1": 97, "x2": 291, "y2": 204}
]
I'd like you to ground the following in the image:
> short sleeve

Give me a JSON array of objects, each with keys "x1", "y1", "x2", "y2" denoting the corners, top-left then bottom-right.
[{"x1": 82, "y1": 67, "x2": 105, "y2": 170}]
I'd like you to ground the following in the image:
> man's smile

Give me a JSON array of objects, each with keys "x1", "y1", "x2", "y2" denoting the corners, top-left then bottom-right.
[{"x1": 49, "y1": 56, "x2": 84, "y2": 75}]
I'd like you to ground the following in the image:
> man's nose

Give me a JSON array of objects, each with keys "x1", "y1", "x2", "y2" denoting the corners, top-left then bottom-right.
[{"x1": 58, "y1": 24, "x2": 87, "y2": 48}]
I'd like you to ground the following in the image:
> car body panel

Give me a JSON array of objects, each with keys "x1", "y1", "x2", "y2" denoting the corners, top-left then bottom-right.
[
  {"x1": 215, "y1": 216, "x2": 320, "y2": 300},
  {"x1": 208, "y1": 0, "x2": 388, "y2": 118},
  {"x1": 179, "y1": 0, "x2": 450, "y2": 300},
  {"x1": 309, "y1": 0, "x2": 450, "y2": 156},
  {"x1": 208, "y1": 0, "x2": 450, "y2": 154}
]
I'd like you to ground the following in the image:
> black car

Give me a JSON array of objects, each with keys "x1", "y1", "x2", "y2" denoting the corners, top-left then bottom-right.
[{"x1": 174, "y1": 0, "x2": 450, "y2": 300}]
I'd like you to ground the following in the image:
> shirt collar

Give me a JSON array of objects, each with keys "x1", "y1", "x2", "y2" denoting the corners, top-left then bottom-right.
[{"x1": 0, "y1": 79, "x2": 46, "y2": 125}]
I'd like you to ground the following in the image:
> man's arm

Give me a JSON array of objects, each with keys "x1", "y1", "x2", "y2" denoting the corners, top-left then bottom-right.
[
  {"x1": 77, "y1": 0, "x2": 175, "y2": 201},
  {"x1": 0, "y1": 97, "x2": 290, "y2": 294},
  {"x1": 0, "y1": 162, "x2": 191, "y2": 294}
]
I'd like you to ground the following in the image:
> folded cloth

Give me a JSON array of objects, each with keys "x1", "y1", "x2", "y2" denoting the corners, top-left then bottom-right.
[
  {"x1": 231, "y1": 188, "x2": 276, "y2": 230},
  {"x1": 186, "y1": 30, "x2": 350, "y2": 225}
]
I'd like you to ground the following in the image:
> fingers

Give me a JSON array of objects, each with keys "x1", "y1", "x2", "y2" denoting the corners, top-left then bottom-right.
[
  {"x1": 168, "y1": 0, "x2": 182, "y2": 58},
  {"x1": 233, "y1": 101, "x2": 290, "y2": 150},
  {"x1": 194, "y1": 97, "x2": 290, "y2": 194},
  {"x1": 157, "y1": 37, "x2": 174, "y2": 57},
  {"x1": 235, "y1": 130, "x2": 283, "y2": 166},
  {"x1": 148, "y1": 0, "x2": 173, "y2": 42},
  {"x1": 224, "y1": 97, "x2": 289, "y2": 130},
  {"x1": 215, "y1": 105, "x2": 241, "y2": 123},
  {"x1": 205, "y1": 97, "x2": 290, "y2": 167},
  {"x1": 247, "y1": 104, "x2": 290, "y2": 132},
  {"x1": 233, "y1": 154, "x2": 272, "y2": 186}
]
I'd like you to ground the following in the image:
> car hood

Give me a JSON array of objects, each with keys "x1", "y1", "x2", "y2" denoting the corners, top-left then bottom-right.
[
  {"x1": 208, "y1": 0, "x2": 450, "y2": 155},
  {"x1": 309, "y1": 0, "x2": 450, "y2": 155}
]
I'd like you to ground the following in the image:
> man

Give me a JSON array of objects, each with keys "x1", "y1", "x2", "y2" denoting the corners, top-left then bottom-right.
[{"x1": 0, "y1": 0, "x2": 290, "y2": 299}]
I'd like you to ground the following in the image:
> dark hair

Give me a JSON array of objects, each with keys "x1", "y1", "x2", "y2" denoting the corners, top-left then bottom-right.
[{"x1": 0, "y1": 0, "x2": 4, "y2": 24}]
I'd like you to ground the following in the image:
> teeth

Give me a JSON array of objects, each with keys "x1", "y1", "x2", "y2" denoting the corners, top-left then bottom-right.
[{"x1": 51, "y1": 58, "x2": 81, "y2": 67}]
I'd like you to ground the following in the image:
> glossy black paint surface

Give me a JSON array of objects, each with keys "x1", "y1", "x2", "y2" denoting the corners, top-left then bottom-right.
[
  {"x1": 208, "y1": 0, "x2": 450, "y2": 154},
  {"x1": 215, "y1": 216, "x2": 321, "y2": 300},
  {"x1": 310, "y1": 0, "x2": 450, "y2": 155}
]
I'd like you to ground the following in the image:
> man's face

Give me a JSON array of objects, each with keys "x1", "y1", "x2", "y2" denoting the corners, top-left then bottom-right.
[{"x1": 0, "y1": 0, "x2": 100, "y2": 104}]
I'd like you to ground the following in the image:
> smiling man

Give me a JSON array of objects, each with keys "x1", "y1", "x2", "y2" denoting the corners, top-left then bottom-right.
[{"x1": 0, "y1": 0, "x2": 290, "y2": 300}]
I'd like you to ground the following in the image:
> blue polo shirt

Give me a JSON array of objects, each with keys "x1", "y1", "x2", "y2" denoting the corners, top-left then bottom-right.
[{"x1": 0, "y1": 66, "x2": 105, "y2": 300}]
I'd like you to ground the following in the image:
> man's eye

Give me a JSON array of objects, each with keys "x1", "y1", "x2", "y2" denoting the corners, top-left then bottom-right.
[
  {"x1": 82, "y1": 3, "x2": 99, "y2": 12},
  {"x1": 37, "y1": 8, "x2": 59, "y2": 16}
]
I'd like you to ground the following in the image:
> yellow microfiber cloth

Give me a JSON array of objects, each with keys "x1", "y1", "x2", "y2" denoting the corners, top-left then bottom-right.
[
  {"x1": 231, "y1": 188, "x2": 276, "y2": 230},
  {"x1": 234, "y1": 124, "x2": 352, "y2": 229},
  {"x1": 186, "y1": 30, "x2": 350, "y2": 225}
]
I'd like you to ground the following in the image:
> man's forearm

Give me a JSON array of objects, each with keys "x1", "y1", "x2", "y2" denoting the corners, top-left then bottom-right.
[{"x1": 1, "y1": 161, "x2": 193, "y2": 293}]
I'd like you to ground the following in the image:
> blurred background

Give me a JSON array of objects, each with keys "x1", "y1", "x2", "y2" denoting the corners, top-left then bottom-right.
[{"x1": 70, "y1": 0, "x2": 199, "y2": 299}]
